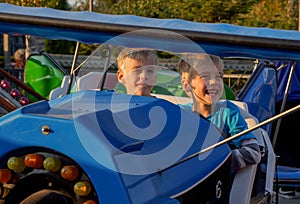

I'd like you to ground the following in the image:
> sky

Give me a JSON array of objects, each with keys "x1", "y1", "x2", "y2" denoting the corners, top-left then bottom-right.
[{"x1": 68, "y1": 0, "x2": 76, "y2": 6}]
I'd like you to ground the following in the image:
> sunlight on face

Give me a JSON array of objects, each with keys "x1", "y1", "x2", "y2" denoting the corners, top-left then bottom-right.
[
  {"x1": 191, "y1": 60, "x2": 224, "y2": 105},
  {"x1": 121, "y1": 57, "x2": 158, "y2": 96}
]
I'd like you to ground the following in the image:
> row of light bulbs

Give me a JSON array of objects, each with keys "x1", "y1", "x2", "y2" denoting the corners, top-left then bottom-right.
[{"x1": 0, "y1": 153, "x2": 97, "y2": 203}]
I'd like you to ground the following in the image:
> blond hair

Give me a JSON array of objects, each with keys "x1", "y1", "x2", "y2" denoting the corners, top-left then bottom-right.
[
  {"x1": 14, "y1": 48, "x2": 25, "y2": 60},
  {"x1": 117, "y1": 48, "x2": 158, "y2": 73}
]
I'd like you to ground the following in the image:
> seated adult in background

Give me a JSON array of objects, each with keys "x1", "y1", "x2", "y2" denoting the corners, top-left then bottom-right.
[{"x1": 13, "y1": 48, "x2": 26, "y2": 69}]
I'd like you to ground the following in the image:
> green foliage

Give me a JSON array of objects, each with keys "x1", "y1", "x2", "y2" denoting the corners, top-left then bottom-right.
[
  {"x1": 71, "y1": 0, "x2": 118, "y2": 13},
  {"x1": 71, "y1": 0, "x2": 89, "y2": 11},
  {"x1": 4, "y1": 0, "x2": 300, "y2": 55},
  {"x1": 0, "y1": 56, "x2": 4, "y2": 68},
  {"x1": 94, "y1": 0, "x2": 118, "y2": 13},
  {"x1": 110, "y1": 0, "x2": 260, "y2": 23},
  {"x1": 67, "y1": 0, "x2": 300, "y2": 35},
  {"x1": 86, "y1": 0, "x2": 297, "y2": 30},
  {"x1": 235, "y1": 0, "x2": 298, "y2": 30},
  {"x1": 44, "y1": 40, "x2": 76, "y2": 54},
  {"x1": 1, "y1": 0, "x2": 70, "y2": 10},
  {"x1": 78, "y1": 43, "x2": 99, "y2": 55},
  {"x1": 2, "y1": 0, "x2": 73, "y2": 54}
]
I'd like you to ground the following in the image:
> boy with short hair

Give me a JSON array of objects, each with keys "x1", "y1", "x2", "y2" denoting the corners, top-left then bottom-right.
[
  {"x1": 117, "y1": 48, "x2": 159, "y2": 97},
  {"x1": 178, "y1": 53, "x2": 261, "y2": 170}
]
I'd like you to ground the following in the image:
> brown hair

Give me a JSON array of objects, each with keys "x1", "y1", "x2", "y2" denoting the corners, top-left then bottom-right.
[{"x1": 178, "y1": 53, "x2": 223, "y2": 82}]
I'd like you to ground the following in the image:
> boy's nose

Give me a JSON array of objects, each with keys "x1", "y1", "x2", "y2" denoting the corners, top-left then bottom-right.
[
  {"x1": 208, "y1": 78, "x2": 216, "y2": 85},
  {"x1": 139, "y1": 70, "x2": 147, "y2": 79}
]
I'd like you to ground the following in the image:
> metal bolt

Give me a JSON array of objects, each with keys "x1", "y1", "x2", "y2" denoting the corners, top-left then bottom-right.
[{"x1": 42, "y1": 125, "x2": 51, "y2": 135}]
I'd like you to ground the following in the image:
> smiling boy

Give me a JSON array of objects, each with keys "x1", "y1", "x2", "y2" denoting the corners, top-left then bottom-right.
[{"x1": 178, "y1": 53, "x2": 261, "y2": 170}]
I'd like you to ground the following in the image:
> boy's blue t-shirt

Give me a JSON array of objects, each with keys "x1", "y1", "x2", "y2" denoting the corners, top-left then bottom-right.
[{"x1": 179, "y1": 100, "x2": 256, "y2": 148}]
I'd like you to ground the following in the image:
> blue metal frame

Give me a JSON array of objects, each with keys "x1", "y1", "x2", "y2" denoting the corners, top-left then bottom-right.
[{"x1": 0, "y1": 91, "x2": 231, "y2": 203}]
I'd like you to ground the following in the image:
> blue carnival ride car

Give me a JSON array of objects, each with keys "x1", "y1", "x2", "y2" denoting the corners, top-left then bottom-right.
[{"x1": 1, "y1": 3, "x2": 300, "y2": 204}]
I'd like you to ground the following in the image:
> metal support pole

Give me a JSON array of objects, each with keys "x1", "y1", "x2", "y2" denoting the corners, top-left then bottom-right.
[
  {"x1": 66, "y1": 41, "x2": 80, "y2": 95},
  {"x1": 3, "y1": 34, "x2": 11, "y2": 68},
  {"x1": 89, "y1": 0, "x2": 93, "y2": 12},
  {"x1": 159, "y1": 103, "x2": 300, "y2": 173},
  {"x1": 299, "y1": 0, "x2": 300, "y2": 31},
  {"x1": 272, "y1": 62, "x2": 296, "y2": 148}
]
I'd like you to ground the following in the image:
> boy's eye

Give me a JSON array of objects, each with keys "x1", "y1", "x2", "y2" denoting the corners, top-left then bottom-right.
[
  {"x1": 200, "y1": 73, "x2": 223, "y2": 80},
  {"x1": 146, "y1": 69, "x2": 155, "y2": 74},
  {"x1": 200, "y1": 75, "x2": 210, "y2": 80},
  {"x1": 217, "y1": 73, "x2": 224, "y2": 79},
  {"x1": 131, "y1": 66, "x2": 157, "y2": 74},
  {"x1": 132, "y1": 69, "x2": 141, "y2": 74}
]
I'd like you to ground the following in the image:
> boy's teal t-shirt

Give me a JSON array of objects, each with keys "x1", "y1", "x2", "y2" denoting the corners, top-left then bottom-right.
[{"x1": 179, "y1": 100, "x2": 255, "y2": 148}]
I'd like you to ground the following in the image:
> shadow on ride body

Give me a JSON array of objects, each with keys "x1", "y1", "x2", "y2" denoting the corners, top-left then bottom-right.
[{"x1": 19, "y1": 190, "x2": 73, "y2": 204}]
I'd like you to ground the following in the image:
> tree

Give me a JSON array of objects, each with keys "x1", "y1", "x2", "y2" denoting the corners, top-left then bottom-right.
[
  {"x1": 87, "y1": 0, "x2": 297, "y2": 30},
  {"x1": 235, "y1": 0, "x2": 298, "y2": 30},
  {"x1": 110, "y1": 0, "x2": 260, "y2": 23},
  {"x1": 69, "y1": 0, "x2": 298, "y2": 58},
  {"x1": 0, "y1": 0, "x2": 70, "y2": 10},
  {"x1": 71, "y1": 0, "x2": 90, "y2": 11},
  {"x1": 72, "y1": 0, "x2": 118, "y2": 13},
  {"x1": 1, "y1": 0, "x2": 73, "y2": 55}
]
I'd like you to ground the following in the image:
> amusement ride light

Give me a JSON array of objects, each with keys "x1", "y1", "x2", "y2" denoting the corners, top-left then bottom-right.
[
  {"x1": 24, "y1": 154, "x2": 44, "y2": 168},
  {"x1": 0, "y1": 80, "x2": 10, "y2": 90},
  {"x1": 19, "y1": 96, "x2": 29, "y2": 106},
  {"x1": 0, "y1": 169, "x2": 12, "y2": 183},
  {"x1": 43, "y1": 157, "x2": 62, "y2": 172},
  {"x1": 10, "y1": 89, "x2": 20, "y2": 99},
  {"x1": 60, "y1": 165, "x2": 78, "y2": 181},
  {"x1": 83, "y1": 200, "x2": 97, "y2": 204},
  {"x1": 74, "y1": 181, "x2": 92, "y2": 196},
  {"x1": 7, "y1": 157, "x2": 26, "y2": 173}
]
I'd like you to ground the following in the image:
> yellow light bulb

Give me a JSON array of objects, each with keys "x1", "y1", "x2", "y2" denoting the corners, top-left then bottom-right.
[
  {"x1": 74, "y1": 181, "x2": 91, "y2": 196},
  {"x1": 43, "y1": 157, "x2": 62, "y2": 172},
  {"x1": 7, "y1": 157, "x2": 25, "y2": 173}
]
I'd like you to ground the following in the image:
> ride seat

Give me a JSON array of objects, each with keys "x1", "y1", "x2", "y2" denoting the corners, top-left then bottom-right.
[
  {"x1": 49, "y1": 75, "x2": 72, "y2": 100},
  {"x1": 151, "y1": 93, "x2": 192, "y2": 104},
  {"x1": 229, "y1": 101, "x2": 275, "y2": 204},
  {"x1": 75, "y1": 72, "x2": 118, "y2": 91},
  {"x1": 49, "y1": 72, "x2": 118, "y2": 100}
]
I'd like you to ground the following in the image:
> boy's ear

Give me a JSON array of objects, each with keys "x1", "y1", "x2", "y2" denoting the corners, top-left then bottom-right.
[
  {"x1": 117, "y1": 70, "x2": 125, "y2": 83},
  {"x1": 181, "y1": 79, "x2": 191, "y2": 92}
]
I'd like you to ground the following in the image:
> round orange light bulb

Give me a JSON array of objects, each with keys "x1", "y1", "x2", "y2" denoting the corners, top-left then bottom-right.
[
  {"x1": 83, "y1": 200, "x2": 97, "y2": 204},
  {"x1": 24, "y1": 154, "x2": 44, "y2": 168},
  {"x1": 60, "y1": 165, "x2": 78, "y2": 181},
  {"x1": 0, "y1": 169, "x2": 12, "y2": 183}
]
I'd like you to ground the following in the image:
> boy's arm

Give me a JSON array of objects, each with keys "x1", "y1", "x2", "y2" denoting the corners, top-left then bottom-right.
[{"x1": 231, "y1": 138, "x2": 261, "y2": 170}]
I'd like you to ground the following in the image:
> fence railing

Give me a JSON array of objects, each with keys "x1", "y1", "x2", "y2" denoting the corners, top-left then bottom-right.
[
  {"x1": 0, "y1": 55, "x2": 254, "y2": 93},
  {"x1": 2, "y1": 68, "x2": 24, "y2": 82}
]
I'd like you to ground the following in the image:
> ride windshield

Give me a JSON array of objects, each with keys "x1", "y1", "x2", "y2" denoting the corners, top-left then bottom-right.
[{"x1": 70, "y1": 29, "x2": 225, "y2": 104}]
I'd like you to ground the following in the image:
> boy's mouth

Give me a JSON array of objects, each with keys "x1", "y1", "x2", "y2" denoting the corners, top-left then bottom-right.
[
  {"x1": 136, "y1": 83, "x2": 153, "y2": 87},
  {"x1": 206, "y1": 89, "x2": 218, "y2": 96}
]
